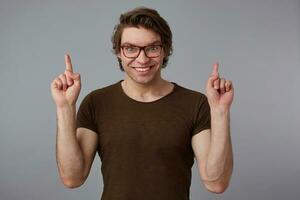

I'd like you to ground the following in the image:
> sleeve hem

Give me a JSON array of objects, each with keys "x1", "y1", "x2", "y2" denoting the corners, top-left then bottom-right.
[
  {"x1": 191, "y1": 126, "x2": 211, "y2": 137},
  {"x1": 76, "y1": 122, "x2": 99, "y2": 134}
]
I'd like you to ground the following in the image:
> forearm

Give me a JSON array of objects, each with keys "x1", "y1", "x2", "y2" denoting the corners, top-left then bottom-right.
[
  {"x1": 205, "y1": 108, "x2": 233, "y2": 181},
  {"x1": 56, "y1": 105, "x2": 84, "y2": 182}
]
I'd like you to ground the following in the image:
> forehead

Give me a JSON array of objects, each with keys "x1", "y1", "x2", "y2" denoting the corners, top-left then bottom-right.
[{"x1": 121, "y1": 26, "x2": 161, "y2": 46}]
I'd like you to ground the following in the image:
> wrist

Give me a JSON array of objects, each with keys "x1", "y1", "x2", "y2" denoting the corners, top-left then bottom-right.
[
  {"x1": 56, "y1": 104, "x2": 76, "y2": 114},
  {"x1": 210, "y1": 107, "x2": 230, "y2": 115}
]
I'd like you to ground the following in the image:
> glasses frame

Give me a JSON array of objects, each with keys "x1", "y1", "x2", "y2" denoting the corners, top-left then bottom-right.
[{"x1": 120, "y1": 44, "x2": 163, "y2": 59}]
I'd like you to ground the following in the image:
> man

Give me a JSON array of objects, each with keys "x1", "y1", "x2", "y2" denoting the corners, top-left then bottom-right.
[{"x1": 50, "y1": 7, "x2": 234, "y2": 200}]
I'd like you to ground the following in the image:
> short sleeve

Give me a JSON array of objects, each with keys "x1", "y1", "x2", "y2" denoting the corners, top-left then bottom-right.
[
  {"x1": 191, "y1": 94, "x2": 211, "y2": 136},
  {"x1": 76, "y1": 92, "x2": 98, "y2": 133}
]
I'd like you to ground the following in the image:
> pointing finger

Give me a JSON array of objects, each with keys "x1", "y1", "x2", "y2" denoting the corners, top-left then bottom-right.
[
  {"x1": 64, "y1": 70, "x2": 74, "y2": 86},
  {"x1": 64, "y1": 53, "x2": 74, "y2": 86},
  {"x1": 211, "y1": 62, "x2": 219, "y2": 77},
  {"x1": 213, "y1": 78, "x2": 220, "y2": 90},
  {"x1": 65, "y1": 53, "x2": 73, "y2": 72}
]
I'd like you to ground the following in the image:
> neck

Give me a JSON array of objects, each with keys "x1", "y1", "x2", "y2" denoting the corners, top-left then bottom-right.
[{"x1": 121, "y1": 76, "x2": 173, "y2": 102}]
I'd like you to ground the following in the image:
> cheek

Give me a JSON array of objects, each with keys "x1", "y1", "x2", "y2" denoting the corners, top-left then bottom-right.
[
  {"x1": 157, "y1": 55, "x2": 165, "y2": 66},
  {"x1": 121, "y1": 57, "x2": 133, "y2": 68}
]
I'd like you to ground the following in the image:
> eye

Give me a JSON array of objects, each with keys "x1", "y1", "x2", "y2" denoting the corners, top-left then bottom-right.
[
  {"x1": 124, "y1": 46, "x2": 138, "y2": 53},
  {"x1": 147, "y1": 46, "x2": 160, "y2": 52}
]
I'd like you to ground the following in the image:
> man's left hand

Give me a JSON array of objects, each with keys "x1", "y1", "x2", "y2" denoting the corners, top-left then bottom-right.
[{"x1": 206, "y1": 63, "x2": 234, "y2": 110}]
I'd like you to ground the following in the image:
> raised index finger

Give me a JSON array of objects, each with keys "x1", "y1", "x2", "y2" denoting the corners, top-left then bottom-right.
[
  {"x1": 65, "y1": 53, "x2": 73, "y2": 72},
  {"x1": 211, "y1": 62, "x2": 219, "y2": 76}
]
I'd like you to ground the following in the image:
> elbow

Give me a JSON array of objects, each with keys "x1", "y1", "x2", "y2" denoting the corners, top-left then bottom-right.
[
  {"x1": 61, "y1": 176, "x2": 85, "y2": 189},
  {"x1": 205, "y1": 183, "x2": 228, "y2": 194},
  {"x1": 63, "y1": 180, "x2": 82, "y2": 189},
  {"x1": 203, "y1": 163, "x2": 233, "y2": 194},
  {"x1": 203, "y1": 179, "x2": 230, "y2": 194},
  {"x1": 57, "y1": 166, "x2": 87, "y2": 189}
]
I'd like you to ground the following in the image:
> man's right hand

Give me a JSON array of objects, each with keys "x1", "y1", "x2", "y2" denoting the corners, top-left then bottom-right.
[{"x1": 51, "y1": 54, "x2": 81, "y2": 108}]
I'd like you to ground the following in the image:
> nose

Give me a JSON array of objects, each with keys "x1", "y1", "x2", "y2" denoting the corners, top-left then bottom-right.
[{"x1": 135, "y1": 49, "x2": 150, "y2": 64}]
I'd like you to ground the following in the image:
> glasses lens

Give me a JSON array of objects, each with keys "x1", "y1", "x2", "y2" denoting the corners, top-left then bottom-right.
[
  {"x1": 122, "y1": 45, "x2": 162, "y2": 58},
  {"x1": 145, "y1": 45, "x2": 161, "y2": 57},
  {"x1": 123, "y1": 46, "x2": 139, "y2": 58}
]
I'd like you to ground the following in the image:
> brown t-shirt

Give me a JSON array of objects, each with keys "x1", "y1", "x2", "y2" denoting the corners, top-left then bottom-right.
[{"x1": 76, "y1": 80, "x2": 211, "y2": 200}]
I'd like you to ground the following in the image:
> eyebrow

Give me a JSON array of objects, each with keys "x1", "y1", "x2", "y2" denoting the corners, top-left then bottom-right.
[{"x1": 121, "y1": 40, "x2": 162, "y2": 47}]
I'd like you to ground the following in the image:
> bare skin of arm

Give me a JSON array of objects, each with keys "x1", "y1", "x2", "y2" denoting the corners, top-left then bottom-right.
[
  {"x1": 192, "y1": 127, "x2": 233, "y2": 194},
  {"x1": 51, "y1": 54, "x2": 98, "y2": 188},
  {"x1": 56, "y1": 106, "x2": 98, "y2": 188},
  {"x1": 192, "y1": 63, "x2": 234, "y2": 193}
]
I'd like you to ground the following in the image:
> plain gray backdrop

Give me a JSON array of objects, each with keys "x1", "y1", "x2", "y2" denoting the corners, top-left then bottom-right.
[{"x1": 0, "y1": 0, "x2": 299, "y2": 199}]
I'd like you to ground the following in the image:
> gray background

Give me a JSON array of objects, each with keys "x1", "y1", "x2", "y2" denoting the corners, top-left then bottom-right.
[{"x1": 0, "y1": 0, "x2": 299, "y2": 199}]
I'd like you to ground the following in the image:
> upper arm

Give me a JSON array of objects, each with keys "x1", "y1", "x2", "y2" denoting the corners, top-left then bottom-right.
[
  {"x1": 191, "y1": 129, "x2": 211, "y2": 181},
  {"x1": 76, "y1": 127, "x2": 98, "y2": 181}
]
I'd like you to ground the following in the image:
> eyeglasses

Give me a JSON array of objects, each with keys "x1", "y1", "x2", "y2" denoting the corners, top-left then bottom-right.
[{"x1": 120, "y1": 44, "x2": 163, "y2": 58}]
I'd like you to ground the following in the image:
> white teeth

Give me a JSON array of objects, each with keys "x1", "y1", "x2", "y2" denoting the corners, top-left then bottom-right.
[{"x1": 135, "y1": 67, "x2": 151, "y2": 72}]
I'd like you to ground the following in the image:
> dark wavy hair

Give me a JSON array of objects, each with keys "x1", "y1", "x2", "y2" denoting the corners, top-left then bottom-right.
[{"x1": 111, "y1": 7, "x2": 173, "y2": 71}]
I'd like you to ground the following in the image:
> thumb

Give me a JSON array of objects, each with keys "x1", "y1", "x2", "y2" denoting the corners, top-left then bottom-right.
[
  {"x1": 70, "y1": 73, "x2": 81, "y2": 86},
  {"x1": 71, "y1": 73, "x2": 80, "y2": 80},
  {"x1": 65, "y1": 70, "x2": 80, "y2": 80}
]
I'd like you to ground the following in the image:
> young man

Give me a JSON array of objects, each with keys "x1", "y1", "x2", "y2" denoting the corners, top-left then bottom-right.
[{"x1": 50, "y1": 7, "x2": 234, "y2": 200}]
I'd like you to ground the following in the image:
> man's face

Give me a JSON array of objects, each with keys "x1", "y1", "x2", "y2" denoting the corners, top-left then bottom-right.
[{"x1": 118, "y1": 26, "x2": 165, "y2": 85}]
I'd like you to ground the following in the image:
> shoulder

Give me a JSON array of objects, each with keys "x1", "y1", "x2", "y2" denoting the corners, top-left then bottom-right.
[
  {"x1": 87, "y1": 81, "x2": 121, "y2": 99},
  {"x1": 80, "y1": 81, "x2": 121, "y2": 105},
  {"x1": 173, "y1": 82, "x2": 207, "y2": 102}
]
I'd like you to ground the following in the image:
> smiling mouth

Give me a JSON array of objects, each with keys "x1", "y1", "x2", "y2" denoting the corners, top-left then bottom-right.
[{"x1": 133, "y1": 65, "x2": 154, "y2": 72}]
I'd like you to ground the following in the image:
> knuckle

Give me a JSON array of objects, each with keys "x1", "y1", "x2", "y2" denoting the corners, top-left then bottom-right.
[
  {"x1": 59, "y1": 74, "x2": 65, "y2": 79},
  {"x1": 59, "y1": 75, "x2": 66, "y2": 82},
  {"x1": 55, "y1": 78, "x2": 62, "y2": 84},
  {"x1": 55, "y1": 78, "x2": 61, "y2": 84}
]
